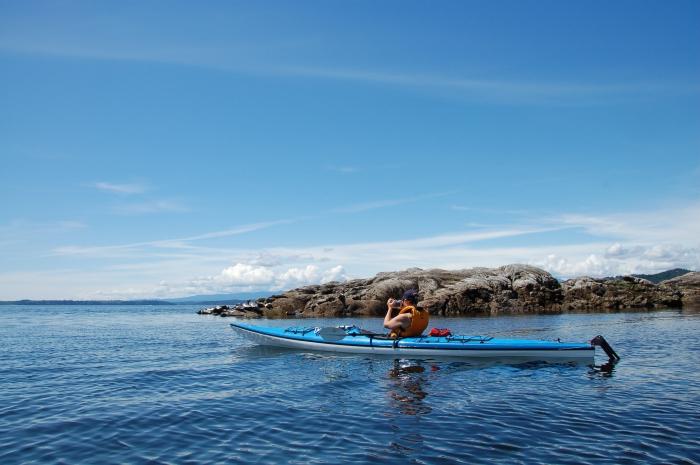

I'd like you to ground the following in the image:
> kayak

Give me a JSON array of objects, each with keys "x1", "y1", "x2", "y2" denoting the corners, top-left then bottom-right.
[{"x1": 230, "y1": 322, "x2": 612, "y2": 362}]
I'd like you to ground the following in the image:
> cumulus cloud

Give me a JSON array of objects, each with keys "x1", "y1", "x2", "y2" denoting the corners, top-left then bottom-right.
[
  {"x1": 13, "y1": 200, "x2": 700, "y2": 299},
  {"x1": 605, "y1": 243, "x2": 627, "y2": 257},
  {"x1": 322, "y1": 265, "x2": 347, "y2": 283},
  {"x1": 538, "y1": 253, "x2": 626, "y2": 278},
  {"x1": 156, "y1": 262, "x2": 351, "y2": 297},
  {"x1": 275, "y1": 264, "x2": 349, "y2": 289},
  {"x1": 218, "y1": 263, "x2": 276, "y2": 285},
  {"x1": 537, "y1": 243, "x2": 700, "y2": 279}
]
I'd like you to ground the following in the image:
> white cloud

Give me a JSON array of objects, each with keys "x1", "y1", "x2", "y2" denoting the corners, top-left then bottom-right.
[
  {"x1": 555, "y1": 202, "x2": 700, "y2": 243},
  {"x1": 6, "y1": 201, "x2": 700, "y2": 299},
  {"x1": 277, "y1": 65, "x2": 700, "y2": 104},
  {"x1": 322, "y1": 265, "x2": 348, "y2": 283},
  {"x1": 138, "y1": 263, "x2": 351, "y2": 299},
  {"x1": 51, "y1": 219, "x2": 294, "y2": 257},
  {"x1": 537, "y1": 243, "x2": 700, "y2": 279},
  {"x1": 0, "y1": 220, "x2": 88, "y2": 254},
  {"x1": 113, "y1": 200, "x2": 189, "y2": 214},
  {"x1": 605, "y1": 243, "x2": 626, "y2": 257},
  {"x1": 539, "y1": 253, "x2": 624, "y2": 278},
  {"x1": 276, "y1": 265, "x2": 320, "y2": 287},
  {"x1": 94, "y1": 181, "x2": 146, "y2": 194},
  {"x1": 218, "y1": 263, "x2": 276, "y2": 286},
  {"x1": 0, "y1": 219, "x2": 87, "y2": 234},
  {"x1": 215, "y1": 263, "x2": 348, "y2": 291},
  {"x1": 5, "y1": 38, "x2": 694, "y2": 105},
  {"x1": 327, "y1": 165, "x2": 359, "y2": 174},
  {"x1": 332, "y1": 191, "x2": 456, "y2": 213}
]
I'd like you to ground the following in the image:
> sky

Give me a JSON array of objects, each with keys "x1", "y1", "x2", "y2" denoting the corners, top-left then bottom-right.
[{"x1": 1, "y1": 0, "x2": 699, "y2": 299}]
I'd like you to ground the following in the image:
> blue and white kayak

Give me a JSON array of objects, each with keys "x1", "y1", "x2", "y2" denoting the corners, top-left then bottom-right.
[{"x1": 230, "y1": 323, "x2": 609, "y2": 362}]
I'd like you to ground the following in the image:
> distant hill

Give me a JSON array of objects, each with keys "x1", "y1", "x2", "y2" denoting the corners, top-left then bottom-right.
[
  {"x1": 0, "y1": 292, "x2": 272, "y2": 306},
  {"x1": 631, "y1": 268, "x2": 693, "y2": 283},
  {"x1": 601, "y1": 268, "x2": 693, "y2": 284}
]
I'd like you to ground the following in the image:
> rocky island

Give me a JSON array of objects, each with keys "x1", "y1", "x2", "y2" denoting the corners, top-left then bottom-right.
[{"x1": 197, "y1": 264, "x2": 699, "y2": 318}]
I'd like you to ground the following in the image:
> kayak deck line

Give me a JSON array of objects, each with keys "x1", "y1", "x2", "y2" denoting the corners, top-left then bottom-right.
[
  {"x1": 231, "y1": 323, "x2": 593, "y2": 350},
  {"x1": 229, "y1": 322, "x2": 616, "y2": 362},
  {"x1": 284, "y1": 325, "x2": 495, "y2": 344}
]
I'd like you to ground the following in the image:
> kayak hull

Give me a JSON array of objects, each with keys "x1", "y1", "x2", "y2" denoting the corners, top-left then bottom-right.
[{"x1": 230, "y1": 323, "x2": 595, "y2": 361}]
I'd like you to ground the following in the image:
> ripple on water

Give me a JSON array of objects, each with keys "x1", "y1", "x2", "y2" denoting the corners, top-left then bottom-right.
[{"x1": 1, "y1": 307, "x2": 700, "y2": 464}]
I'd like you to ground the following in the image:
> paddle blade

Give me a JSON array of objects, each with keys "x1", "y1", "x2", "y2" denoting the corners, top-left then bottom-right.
[
  {"x1": 316, "y1": 326, "x2": 351, "y2": 341},
  {"x1": 316, "y1": 326, "x2": 379, "y2": 341}
]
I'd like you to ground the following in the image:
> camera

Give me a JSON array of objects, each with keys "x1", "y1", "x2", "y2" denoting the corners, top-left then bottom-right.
[{"x1": 391, "y1": 299, "x2": 403, "y2": 309}]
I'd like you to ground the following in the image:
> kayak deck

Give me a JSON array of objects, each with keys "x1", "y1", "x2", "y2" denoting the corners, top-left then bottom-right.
[{"x1": 230, "y1": 322, "x2": 596, "y2": 361}]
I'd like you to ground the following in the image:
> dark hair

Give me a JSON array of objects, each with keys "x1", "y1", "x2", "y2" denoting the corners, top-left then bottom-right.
[{"x1": 402, "y1": 289, "x2": 419, "y2": 304}]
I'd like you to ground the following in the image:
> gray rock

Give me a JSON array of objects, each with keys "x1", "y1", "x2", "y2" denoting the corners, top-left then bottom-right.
[
  {"x1": 251, "y1": 264, "x2": 564, "y2": 318},
  {"x1": 562, "y1": 275, "x2": 681, "y2": 310},
  {"x1": 660, "y1": 272, "x2": 700, "y2": 307},
  {"x1": 198, "y1": 265, "x2": 697, "y2": 319}
]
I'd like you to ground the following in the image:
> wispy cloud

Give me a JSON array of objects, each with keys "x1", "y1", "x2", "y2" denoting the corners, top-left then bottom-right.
[
  {"x1": 326, "y1": 165, "x2": 360, "y2": 174},
  {"x1": 174, "y1": 220, "x2": 295, "y2": 241},
  {"x1": 553, "y1": 202, "x2": 700, "y2": 244},
  {"x1": 9, "y1": 201, "x2": 700, "y2": 298},
  {"x1": 51, "y1": 219, "x2": 296, "y2": 257},
  {"x1": 333, "y1": 191, "x2": 457, "y2": 213},
  {"x1": 91, "y1": 181, "x2": 189, "y2": 215},
  {"x1": 277, "y1": 65, "x2": 671, "y2": 102},
  {"x1": 113, "y1": 200, "x2": 189, "y2": 215},
  {"x1": 0, "y1": 219, "x2": 86, "y2": 238},
  {"x1": 94, "y1": 181, "x2": 146, "y2": 195},
  {"x1": 450, "y1": 205, "x2": 534, "y2": 216},
  {"x1": 3, "y1": 40, "x2": 697, "y2": 104}
]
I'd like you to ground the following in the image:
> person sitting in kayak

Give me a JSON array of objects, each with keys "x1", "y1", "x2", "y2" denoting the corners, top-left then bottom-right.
[{"x1": 384, "y1": 289, "x2": 429, "y2": 338}]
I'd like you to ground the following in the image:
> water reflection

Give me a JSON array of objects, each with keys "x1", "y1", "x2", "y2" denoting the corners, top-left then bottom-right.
[
  {"x1": 386, "y1": 359, "x2": 433, "y2": 416},
  {"x1": 588, "y1": 360, "x2": 618, "y2": 378}
]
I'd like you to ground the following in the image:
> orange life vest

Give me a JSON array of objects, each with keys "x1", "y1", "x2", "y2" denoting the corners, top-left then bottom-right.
[{"x1": 390, "y1": 305, "x2": 429, "y2": 338}]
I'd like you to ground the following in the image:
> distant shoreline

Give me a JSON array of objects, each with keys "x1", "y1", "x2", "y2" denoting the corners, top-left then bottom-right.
[
  {"x1": 0, "y1": 299, "x2": 251, "y2": 306},
  {"x1": 0, "y1": 300, "x2": 174, "y2": 306}
]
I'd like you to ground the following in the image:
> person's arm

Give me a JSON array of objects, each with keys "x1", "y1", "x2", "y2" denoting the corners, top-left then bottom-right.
[
  {"x1": 384, "y1": 299, "x2": 411, "y2": 330},
  {"x1": 383, "y1": 299, "x2": 397, "y2": 328}
]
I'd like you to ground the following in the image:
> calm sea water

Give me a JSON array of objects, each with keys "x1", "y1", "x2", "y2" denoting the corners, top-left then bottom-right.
[{"x1": 1, "y1": 305, "x2": 699, "y2": 465}]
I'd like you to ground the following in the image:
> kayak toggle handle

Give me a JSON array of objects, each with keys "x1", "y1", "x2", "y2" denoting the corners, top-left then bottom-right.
[{"x1": 590, "y1": 335, "x2": 620, "y2": 362}]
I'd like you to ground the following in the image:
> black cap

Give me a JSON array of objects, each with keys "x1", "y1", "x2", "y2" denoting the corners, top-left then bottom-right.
[{"x1": 402, "y1": 289, "x2": 419, "y2": 303}]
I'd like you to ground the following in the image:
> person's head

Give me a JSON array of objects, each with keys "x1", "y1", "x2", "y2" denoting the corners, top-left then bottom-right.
[{"x1": 401, "y1": 289, "x2": 419, "y2": 305}]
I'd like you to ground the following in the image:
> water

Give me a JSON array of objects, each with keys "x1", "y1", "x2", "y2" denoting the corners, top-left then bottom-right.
[{"x1": 1, "y1": 306, "x2": 699, "y2": 465}]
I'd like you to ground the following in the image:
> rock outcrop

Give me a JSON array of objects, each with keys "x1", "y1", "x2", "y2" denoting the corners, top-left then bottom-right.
[
  {"x1": 561, "y1": 276, "x2": 682, "y2": 311},
  {"x1": 198, "y1": 266, "x2": 698, "y2": 318},
  {"x1": 197, "y1": 302, "x2": 265, "y2": 318},
  {"x1": 660, "y1": 272, "x2": 700, "y2": 307}
]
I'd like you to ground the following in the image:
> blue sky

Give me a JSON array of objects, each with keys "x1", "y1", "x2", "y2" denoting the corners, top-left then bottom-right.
[{"x1": 1, "y1": 0, "x2": 699, "y2": 299}]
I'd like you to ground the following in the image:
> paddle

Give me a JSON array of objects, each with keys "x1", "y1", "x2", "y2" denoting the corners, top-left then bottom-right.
[{"x1": 316, "y1": 326, "x2": 380, "y2": 342}]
